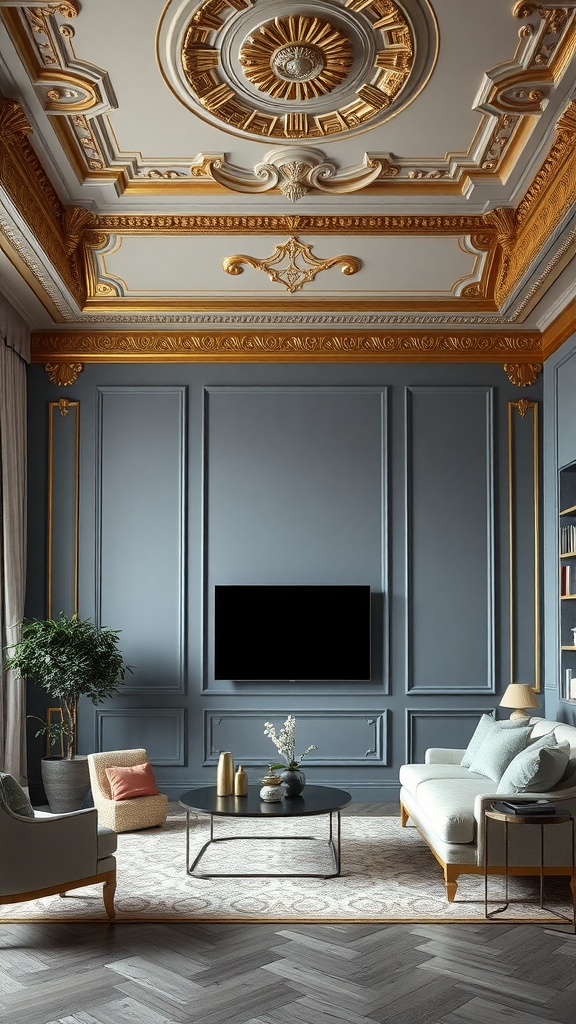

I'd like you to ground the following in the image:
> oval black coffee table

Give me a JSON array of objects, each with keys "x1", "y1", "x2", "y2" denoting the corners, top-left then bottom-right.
[{"x1": 178, "y1": 784, "x2": 352, "y2": 879}]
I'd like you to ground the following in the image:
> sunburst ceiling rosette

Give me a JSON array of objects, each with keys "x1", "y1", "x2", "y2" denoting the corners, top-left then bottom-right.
[
  {"x1": 158, "y1": 0, "x2": 439, "y2": 142},
  {"x1": 239, "y1": 16, "x2": 354, "y2": 102}
]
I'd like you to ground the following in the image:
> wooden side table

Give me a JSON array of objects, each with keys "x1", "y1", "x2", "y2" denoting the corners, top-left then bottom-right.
[{"x1": 484, "y1": 803, "x2": 575, "y2": 928}]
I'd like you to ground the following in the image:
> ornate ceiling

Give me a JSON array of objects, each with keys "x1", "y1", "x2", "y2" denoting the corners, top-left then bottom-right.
[{"x1": 0, "y1": 0, "x2": 575, "y2": 369}]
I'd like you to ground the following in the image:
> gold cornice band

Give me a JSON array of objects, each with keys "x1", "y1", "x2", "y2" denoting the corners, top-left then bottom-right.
[{"x1": 31, "y1": 330, "x2": 542, "y2": 365}]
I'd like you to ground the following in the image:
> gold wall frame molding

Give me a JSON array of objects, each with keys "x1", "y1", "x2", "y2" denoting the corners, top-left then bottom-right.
[
  {"x1": 30, "y1": 330, "x2": 542, "y2": 364},
  {"x1": 47, "y1": 397, "x2": 79, "y2": 619},
  {"x1": 508, "y1": 398, "x2": 540, "y2": 692},
  {"x1": 222, "y1": 236, "x2": 361, "y2": 292}
]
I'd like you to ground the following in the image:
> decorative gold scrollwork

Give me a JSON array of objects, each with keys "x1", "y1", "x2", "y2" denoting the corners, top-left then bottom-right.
[
  {"x1": 503, "y1": 362, "x2": 542, "y2": 386},
  {"x1": 45, "y1": 362, "x2": 84, "y2": 386},
  {"x1": 223, "y1": 236, "x2": 361, "y2": 292}
]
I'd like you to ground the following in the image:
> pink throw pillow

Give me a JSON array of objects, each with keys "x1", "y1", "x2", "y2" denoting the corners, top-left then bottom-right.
[{"x1": 105, "y1": 762, "x2": 159, "y2": 801}]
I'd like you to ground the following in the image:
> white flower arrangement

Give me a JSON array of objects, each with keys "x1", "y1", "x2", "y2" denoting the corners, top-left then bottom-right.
[{"x1": 263, "y1": 715, "x2": 318, "y2": 771}]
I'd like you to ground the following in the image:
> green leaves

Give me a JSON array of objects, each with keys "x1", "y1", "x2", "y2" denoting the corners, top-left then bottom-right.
[{"x1": 6, "y1": 613, "x2": 130, "y2": 757}]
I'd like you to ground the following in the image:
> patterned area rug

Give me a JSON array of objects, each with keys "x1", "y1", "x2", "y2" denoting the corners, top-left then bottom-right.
[{"x1": 2, "y1": 815, "x2": 573, "y2": 923}]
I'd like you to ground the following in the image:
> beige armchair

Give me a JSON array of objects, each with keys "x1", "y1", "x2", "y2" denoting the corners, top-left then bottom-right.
[
  {"x1": 88, "y1": 748, "x2": 168, "y2": 832},
  {"x1": 0, "y1": 775, "x2": 117, "y2": 921}
]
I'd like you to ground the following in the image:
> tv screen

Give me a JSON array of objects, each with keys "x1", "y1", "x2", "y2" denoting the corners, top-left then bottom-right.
[{"x1": 214, "y1": 585, "x2": 371, "y2": 681}]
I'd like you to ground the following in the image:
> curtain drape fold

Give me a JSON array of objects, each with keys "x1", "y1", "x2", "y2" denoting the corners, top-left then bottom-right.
[{"x1": 0, "y1": 294, "x2": 30, "y2": 782}]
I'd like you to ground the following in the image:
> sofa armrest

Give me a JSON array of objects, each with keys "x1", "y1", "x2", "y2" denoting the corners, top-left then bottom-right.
[{"x1": 425, "y1": 748, "x2": 466, "y2": 765}]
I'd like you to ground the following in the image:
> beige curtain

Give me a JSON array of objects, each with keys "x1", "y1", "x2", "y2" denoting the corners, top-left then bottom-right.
[{"x1": 0, "y1": 295, "x2": 30, "y2": 783}]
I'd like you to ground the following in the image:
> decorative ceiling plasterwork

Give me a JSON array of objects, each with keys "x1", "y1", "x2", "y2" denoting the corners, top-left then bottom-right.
[
  {"x1": 1, "y1": 2, "x2": 574, "y2": 197},
  {"x1": 222, "y1": 236, "x2": 361, "y2": 292},
  {"x1": 172, "y1": 0, "x2": 420, "y2": 141}
]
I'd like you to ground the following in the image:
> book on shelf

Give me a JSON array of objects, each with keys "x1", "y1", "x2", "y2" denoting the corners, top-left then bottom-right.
[
  {"x1": 561, "y1": 524, "x2": 576, "y2": 554},
  {"x1": 493, "y1": 800, "x2": 558, "y2": 816},
  {"x1": 561, "y1": 564, "x2": 571, "y2": 595}
]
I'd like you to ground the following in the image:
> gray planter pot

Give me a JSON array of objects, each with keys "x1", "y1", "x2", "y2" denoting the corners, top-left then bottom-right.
[{"x1": 41, "y1": 755, "x2": 90, "y2": 813}]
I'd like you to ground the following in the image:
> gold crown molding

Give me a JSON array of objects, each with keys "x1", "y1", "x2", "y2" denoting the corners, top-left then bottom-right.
[
  {"x1": 30, "y1": 331, "x2": 543, "y2": 364},
  {"x1": 44, "y1": 361, "x2": 83, "y2": 385},
  {"x1": 541, "y1": 298, "x2": 576, "y2": 359},
  {"x1": 486, "y1": 99, "x2": 576, "y2": 309},
  {"x1": 503, "y1": 362, "x2": 542, "y2": 386},
  {"x1": 223, "y1": 236, "x2": 361, "y2": 292},
  {"x1": 0, "y1": 97, "x2": 82, "y2": 300},
  {"x1": 92, "y1": 213, "x2": 489, "y2": 236}
]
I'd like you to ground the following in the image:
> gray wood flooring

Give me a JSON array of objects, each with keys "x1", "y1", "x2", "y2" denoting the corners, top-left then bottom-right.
[{"x1": 2, "y1": 803, "x2": 575, "y2": 1024}]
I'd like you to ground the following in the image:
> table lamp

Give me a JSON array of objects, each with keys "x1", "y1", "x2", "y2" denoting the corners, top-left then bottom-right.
[{"x1": 499, "y1": 682, "x2": 540, "y2": 720}]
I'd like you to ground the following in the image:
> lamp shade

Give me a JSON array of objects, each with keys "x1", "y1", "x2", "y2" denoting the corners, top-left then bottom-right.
[{"x1": 499, "y1": 682, "x2": 540, "y2": 720}]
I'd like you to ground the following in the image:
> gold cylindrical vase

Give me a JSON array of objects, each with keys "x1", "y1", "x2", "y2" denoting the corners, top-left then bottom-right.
[{"x1": 217, "y1": 751, "x2": 234, "y2": 795}]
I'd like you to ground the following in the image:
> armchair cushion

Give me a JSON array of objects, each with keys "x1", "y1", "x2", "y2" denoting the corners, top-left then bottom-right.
[
  {"x1": 105, "y1": 761, "x2": 159, "y2": 801},
  {"x1": 0, "y1": 772, "x2": 34, "y2": 817}
]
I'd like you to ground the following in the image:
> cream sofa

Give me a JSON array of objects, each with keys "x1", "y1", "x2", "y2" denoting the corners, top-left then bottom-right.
[{"x1": 399, "y1": 716, "x2": 576, "y2": 901}]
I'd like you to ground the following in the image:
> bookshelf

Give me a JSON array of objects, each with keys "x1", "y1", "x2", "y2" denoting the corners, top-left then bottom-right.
[{"x1": 559, "y1": 463, "x2": 576, "y2": 700}]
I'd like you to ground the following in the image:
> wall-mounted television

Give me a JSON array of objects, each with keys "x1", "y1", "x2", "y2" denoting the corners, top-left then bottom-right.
[{"x1": 214, "y1": 584, "x2": 371, "y2": 681}]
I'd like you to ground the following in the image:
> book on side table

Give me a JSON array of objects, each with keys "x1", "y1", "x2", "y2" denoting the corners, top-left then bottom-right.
[{"x1": 493, "y1": 800, "x2": 558, "y2": 815}]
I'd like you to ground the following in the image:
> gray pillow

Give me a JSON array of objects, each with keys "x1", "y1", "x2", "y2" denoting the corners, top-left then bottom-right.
[
  {"x1": 460, "y1": 713, "x2": 527, "y2": 769},
  {"x1": 467, "y1": 724, "x2": 532, "y2": 782},
  {"x1": 0, "y1": 772, "x2": 34, "y2": 816},
  {"x1": 497, "y1": 736, "x2": 571, "y2": 794}
]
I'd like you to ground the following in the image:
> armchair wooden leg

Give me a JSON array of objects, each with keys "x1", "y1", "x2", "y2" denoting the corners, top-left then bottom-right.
[
  {"x1": 400, "y1": 803, "x2": 409, "y2": 828},
  {"x1": 102, "y1": 871, "x2": 116, "y2": 922}
]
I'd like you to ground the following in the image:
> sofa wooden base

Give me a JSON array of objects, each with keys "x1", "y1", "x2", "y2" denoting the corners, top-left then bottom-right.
[{"x1": 0, "y1": 869, "x2": 116, "y2": 921}]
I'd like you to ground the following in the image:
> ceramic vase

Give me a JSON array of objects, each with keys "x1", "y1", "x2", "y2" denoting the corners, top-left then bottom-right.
[
  {"x1": 259, "y1": 770, "x2": 283, "y2": 802},
  {"x1": 217, "y1": 751, "x2": 234, "y2": 795},
  {"x1": 280, "y1": 768, "x2": 306, "y2": 797}
]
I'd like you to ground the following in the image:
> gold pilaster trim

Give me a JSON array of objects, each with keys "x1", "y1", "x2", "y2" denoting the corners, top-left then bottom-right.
[
  {"x1": 45, "y1": 361, "x2": 84, "y2": 385},
  {"x1": 508, "y1": 399, "x2": 540, "y2": 692},
  {"x1": 503, "y1": 362, "x2": 542, "y2": 386},
  {"x1": 47, "y1": 398, "x2": 79, "y2": 620},
  {"x1": 223, "y1": 236, "x2": 361, "y2": 292},
  {"x1": 31, "y1": 331, "x2": 542, "y2": 363}
]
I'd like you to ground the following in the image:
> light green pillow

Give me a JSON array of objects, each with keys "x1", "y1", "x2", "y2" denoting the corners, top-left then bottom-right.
[
  {"x1": 468, "y1": 724, "x2": 532, "y2": 782},
  {"x1": 460, "y1": 714, "x2": 527, "y2": 769},
  {"x1": 497, "y1": 735, "x2": 571, "y2": 794}
]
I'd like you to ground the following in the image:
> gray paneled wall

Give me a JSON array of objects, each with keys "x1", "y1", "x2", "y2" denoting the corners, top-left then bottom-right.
[{"x1": 25, "y1": 362, "x2": 543, "y2": 800}]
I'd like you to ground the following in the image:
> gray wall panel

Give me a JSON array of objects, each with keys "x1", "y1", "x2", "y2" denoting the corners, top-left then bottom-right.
[
  {"x1": 205, "y1": 709, "x2": 388, "y2": 766},
  {"x1": 203, "y1": 387, "x2": 388, "y2": 693},
  {"x1": 406, "y1": 709, "x2": 489, "y2": 763},
  {"x1": 96, "y1": 387, "x2": 187, "y2": 693},
  {"x1": 95, "y1": 709, "x2": 186, "y2": 765},
  {"x1": 406, "y1": 387, "x2": 494, "y2": 694}
]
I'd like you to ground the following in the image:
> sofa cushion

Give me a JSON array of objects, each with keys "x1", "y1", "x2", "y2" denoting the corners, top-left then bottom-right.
[
  {"x1": 399, "y1": 762, "x2": 485, "y2": 802},
  {"x1": 460, "y1": 714, "x2": 527, "y2": 768},
  {"x1": 0, "y1": 772, "x2": 34, "y2": 817},
  {"x1": 411, "y1": 778, "x2": 496, "y2": 843},
  {"x1": 497, "y1": 735, "x2": 571, "y2": 793},
  {"x1": 467, "y1": 723, "x2": 532, "y2": 782}
]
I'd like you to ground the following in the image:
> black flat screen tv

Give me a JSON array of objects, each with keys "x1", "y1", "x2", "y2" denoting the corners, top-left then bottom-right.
[{"x1": 214, "y1": 584, "x2": 371, "y2": 681}]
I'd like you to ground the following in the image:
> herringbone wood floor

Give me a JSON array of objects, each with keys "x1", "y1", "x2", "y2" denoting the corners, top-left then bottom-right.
[{"x1": 2, "y1": 804, "x2": 576, "y2": 1024}]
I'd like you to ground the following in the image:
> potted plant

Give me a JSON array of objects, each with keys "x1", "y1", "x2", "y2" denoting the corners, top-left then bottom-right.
[{"x1": 5, "y1": 613, "x2": 130, "y2": 812}]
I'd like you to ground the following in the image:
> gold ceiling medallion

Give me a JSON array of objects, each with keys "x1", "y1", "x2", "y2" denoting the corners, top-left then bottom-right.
[
  {"x1": 223, "y1": 236, "x2": 361, "y2": 292},
  {"x1": 503, "y1": 362, "x2": 542, "y2": 386},
  {"x1": 194, "y1": 147, "x2": 393, "y2": 201},
  {"x1": 238, "y1": 16, "x2": 353, "y2": 101},
  {"x1": 163, "y1": 0, "x2": 432, "y2": 142},
  {"x1": 44, "y1": 362, "x2": 83, "y2": 386}
]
